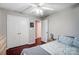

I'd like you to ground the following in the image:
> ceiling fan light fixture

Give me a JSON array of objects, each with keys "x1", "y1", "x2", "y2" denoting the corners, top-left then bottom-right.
[{"x1": 36, "y1": 8, "x2": 43, "y2": 16}]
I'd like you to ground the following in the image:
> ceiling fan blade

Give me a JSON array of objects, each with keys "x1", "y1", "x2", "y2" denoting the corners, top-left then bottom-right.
[
  {"x1": 27, "y1": 3, "x2": 37, "y2": 7},
  {"x1": 41, "y1": 7, "x2": 54, "y2": 10},
  {"x1": 38, "y1": 3, "x2": 45, "y2": 6}
]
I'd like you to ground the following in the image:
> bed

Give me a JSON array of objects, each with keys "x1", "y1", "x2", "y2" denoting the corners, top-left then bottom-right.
[{"x1": 21, "y1": 35, "x2": 79, "y2": 55}]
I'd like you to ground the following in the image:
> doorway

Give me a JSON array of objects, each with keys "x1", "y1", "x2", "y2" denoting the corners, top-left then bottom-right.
[{"x1": 35, "y1": 20, "x2": 42, "y2": 44}]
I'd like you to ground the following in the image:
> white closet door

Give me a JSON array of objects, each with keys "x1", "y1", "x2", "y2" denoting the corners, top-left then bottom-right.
[
  {"x1": 18, "y1": 17, "x2": 29, "y2": 45},
  {"x1": 7, "y1": 15, "x2": 29, "y2": 48},
  {"x1": 42, "y1": 19, "x2": 48, "y2": 42}
]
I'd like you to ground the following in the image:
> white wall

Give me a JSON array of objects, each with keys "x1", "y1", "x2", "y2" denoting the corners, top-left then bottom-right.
[
  {"x1": 45, "y1": 7, "x2": 79, "y2": 39},
  {"x1": 0, "y1": 10, "x2": 7, "y2": 36},
  {"x1": 26, "y1": 17, "x2": 36, "y2": 44},
  {"x1": 29, "y1": 18, "x2": 41, "y2": 44}
]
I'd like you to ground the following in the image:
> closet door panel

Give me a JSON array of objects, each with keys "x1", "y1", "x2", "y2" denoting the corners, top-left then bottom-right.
[{"x1": 7, "y1": 15, "x2": 29, "y2": 48}]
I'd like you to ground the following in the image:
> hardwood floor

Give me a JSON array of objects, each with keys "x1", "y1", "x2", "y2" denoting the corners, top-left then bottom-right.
[{"x1": 6, "y1": 41, "x2": 45, "y2": 55}]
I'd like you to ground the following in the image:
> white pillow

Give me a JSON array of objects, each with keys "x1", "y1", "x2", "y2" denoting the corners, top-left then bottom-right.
[
  {"x1": 59, "y1": 35, "x2": 74, "y2": 46},
  {"x1": 64, "y1": 45, "x2": 79, "y2": 55}
]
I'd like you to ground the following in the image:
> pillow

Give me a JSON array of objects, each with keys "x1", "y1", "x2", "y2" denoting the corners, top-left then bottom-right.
[
  {"x1": 64, "y1": 45, "x2": 79, "y2": 55},
  {"x1": 58, "y1": 35, "x2": 74, "y2": 46},
  {"x1": 73, "y1": 37, "x2": 79, "y2": 48}
]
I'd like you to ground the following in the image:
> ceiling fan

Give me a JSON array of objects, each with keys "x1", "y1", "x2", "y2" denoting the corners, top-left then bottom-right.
[
  {"x1": 28, "y1": 3, "x2": 54, "y2": 10},
  {"x1": 26, "y1": 3, "x2": 54, "y2": 16}
]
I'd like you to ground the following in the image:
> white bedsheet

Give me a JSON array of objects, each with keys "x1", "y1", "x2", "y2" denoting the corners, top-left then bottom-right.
[
  {"x1": 21, "y1": 46, "x2": 50, "y2": 55},
  {"x1": 21, "y1": 40, "x2": 79, "y2": 55},
  {"x1": 40, "y1": 41, "x2": 65, "y2": 55}
]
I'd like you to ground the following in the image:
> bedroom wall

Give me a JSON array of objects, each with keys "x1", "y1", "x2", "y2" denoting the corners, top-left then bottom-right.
[
  {"x1": 45, "y1": 6, "x2": 79, "y2": 40},
  {"x1": 29, "y1": 18, "x2": 41, "y2": 44},
  {"x1": 28, "y1": 17, "x2": 36, "y2": 44}
]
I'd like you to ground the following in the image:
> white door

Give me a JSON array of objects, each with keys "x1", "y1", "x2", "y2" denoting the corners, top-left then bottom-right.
[
  {"x1": 7, "y1": 15, "x2": 29, "y2": 48},
  {"x1": 42, "y1": 19, "x2": 48, "y2": 42}
]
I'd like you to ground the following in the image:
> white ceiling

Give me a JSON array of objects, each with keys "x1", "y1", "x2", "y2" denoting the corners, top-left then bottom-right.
[{"x1": 0, "y1": 3, "x2": 75, "y2": 17}]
